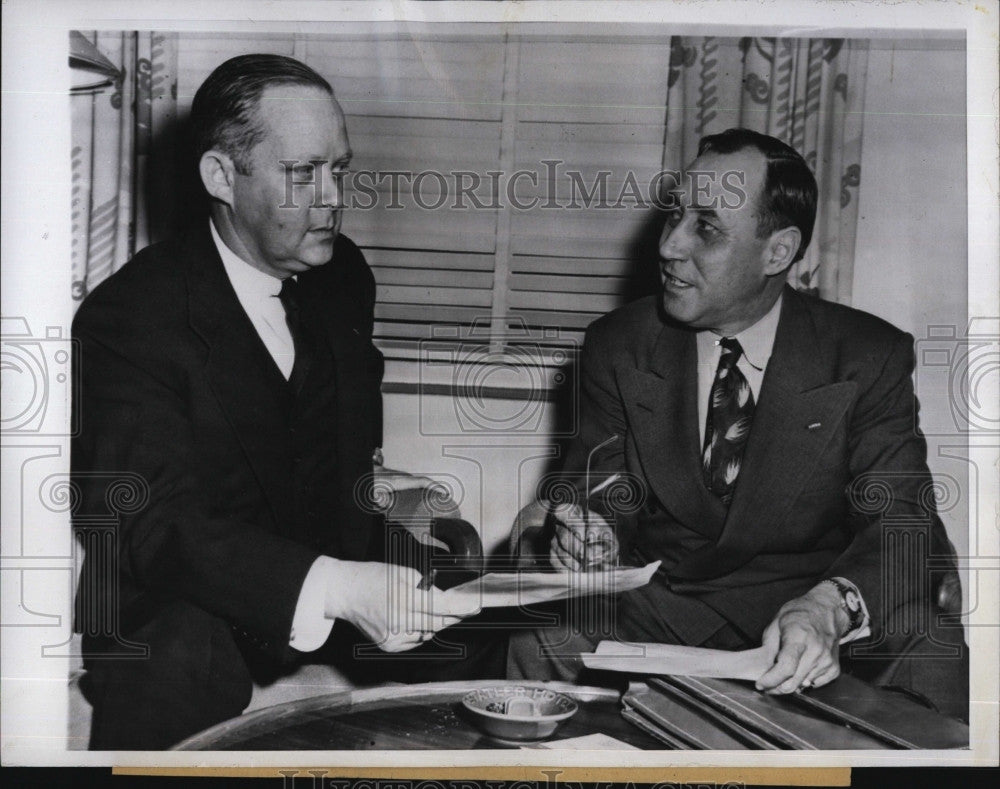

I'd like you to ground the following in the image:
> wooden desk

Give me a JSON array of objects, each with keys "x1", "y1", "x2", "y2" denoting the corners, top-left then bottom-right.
[
  {"x1": 173, "y1": 676, "x2": 969, "y2": 751},
  {"x1": 173, "y1": 681, "x2": 663, "y2": 750}
]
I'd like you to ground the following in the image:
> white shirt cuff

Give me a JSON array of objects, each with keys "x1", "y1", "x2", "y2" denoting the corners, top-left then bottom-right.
[{"x1": 288, "y1": 555, "x2": 337, "y2": 652}]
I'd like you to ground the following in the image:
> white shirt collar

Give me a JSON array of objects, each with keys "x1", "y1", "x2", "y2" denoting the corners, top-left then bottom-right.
[
  {"x1": 696, "y1": 292, "x2": 784, "y2": 372},
  {"x1": 209, "y1": 218, "x2": 284, "y2": 304}
]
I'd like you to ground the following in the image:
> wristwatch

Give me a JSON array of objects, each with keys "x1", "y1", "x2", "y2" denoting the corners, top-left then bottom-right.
[{"x1": 822, "y1": 577, "x2": 866, "y2": 636}]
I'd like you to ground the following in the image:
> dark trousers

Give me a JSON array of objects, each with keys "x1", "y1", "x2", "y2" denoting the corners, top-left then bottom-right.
[
  {"x1": 82, "y1": 600, "x2": 253, "y2": 751},
  {"x1": 507, "y1": 582, "x2": 751, "y2": 682}
]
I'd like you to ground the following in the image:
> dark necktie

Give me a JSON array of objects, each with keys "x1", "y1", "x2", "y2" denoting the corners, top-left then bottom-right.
[
  {"x1": 702, "y1": 337, "x2": 755, "y2": 504},
  {"x1": 277, "y1": 277, "x2": 313, "y2": 393}
]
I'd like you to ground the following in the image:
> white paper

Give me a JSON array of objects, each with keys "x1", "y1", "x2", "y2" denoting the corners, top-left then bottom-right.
[
  {"x1": 440, "y1": 561, "x2": 660, "y2": 609},
  {"x1": 524, "y1": 733, "x2": 640, "y2": 750},
  {"x1": 580, "y1": 640, "x2": 773, "y2": 681}
]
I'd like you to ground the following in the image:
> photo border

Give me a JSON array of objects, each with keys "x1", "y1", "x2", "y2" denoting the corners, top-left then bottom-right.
[{"x1": 2, "y1": 0, "x2": 997, "y2": 773}]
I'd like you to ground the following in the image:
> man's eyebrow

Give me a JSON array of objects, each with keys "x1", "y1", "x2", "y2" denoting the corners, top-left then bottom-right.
[
  {"x1": 664, "y1": 191, "x2": 723, "y2": 218},
  {"x1": 287, "y1": 151, "x2": 353, "y2": 165}
]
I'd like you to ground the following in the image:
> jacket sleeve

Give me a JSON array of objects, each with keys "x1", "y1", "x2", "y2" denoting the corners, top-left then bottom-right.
[
  {"x1": 562, "y1": 322, "x2": 630, "y2": 477},
  {"x1": 72, "y1": 301, "x2": 320, "y2": 647},
  {"x1": 827, "y1": 331, "x2": 953, "y2": 639},
  {"x1": 548, "y1": 320, "x2": 644, "y2": 547}
]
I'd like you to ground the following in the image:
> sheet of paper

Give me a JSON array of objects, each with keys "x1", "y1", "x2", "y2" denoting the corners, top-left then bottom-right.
[
  {"x1": 521, "y1": 733, "x2": 640, "y2": 750},
  {"x1": 439, "y1": 561, "x2": 660, "y2": 610},
  {"x1": 580, "y1": 640, "x2": 773, "y2": 681}
]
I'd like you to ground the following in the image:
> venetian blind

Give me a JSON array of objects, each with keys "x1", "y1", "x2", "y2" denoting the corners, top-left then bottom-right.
[
  {"x1": 505, "y1": 36, "x2": 673, "y2": 351},
  {"x1": 176, "y1": 31, "x2": 673, "y2": 364},
  {"x1": 302, "y1": 33, "x2": 506, "y2": 357}
]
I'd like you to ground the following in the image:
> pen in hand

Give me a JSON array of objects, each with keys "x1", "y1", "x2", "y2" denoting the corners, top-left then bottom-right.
[
  {"x1": 587, "y1": 472, "x2": 622, "y2": 499},
  {"x1": 582, "y1": 472, "x2": 622, "y2": 570}
]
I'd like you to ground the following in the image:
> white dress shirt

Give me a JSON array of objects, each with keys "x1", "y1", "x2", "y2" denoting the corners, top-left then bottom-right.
[
  {"x1": 211, "y1": 220, "x2": 296, "y2": 379},
  {"x1": 693, "y1": 293, "x2": 870, "y2": 642},
  {"x1": 210, "y1": 220, "x2": 335, "y2": 651}
]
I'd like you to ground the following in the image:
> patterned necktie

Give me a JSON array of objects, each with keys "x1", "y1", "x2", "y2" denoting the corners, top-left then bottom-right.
[
  {"x1": 278, "y1": 277, "x2": 313, "y2": 393},
  {"x1": 702, "y1": 337, "x2": 755, "y2": 504}
]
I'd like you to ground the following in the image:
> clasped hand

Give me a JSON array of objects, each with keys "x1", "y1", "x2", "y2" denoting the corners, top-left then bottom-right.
[
  {"x1": 755, "y1": 583, "x2": 849, "y2": 694},
  {"x1": 547, "y1": 501, "x2": 619, "y2": 572},
  {"x1": 326, "y1": 561, "x2": 473, "y2": 652}
]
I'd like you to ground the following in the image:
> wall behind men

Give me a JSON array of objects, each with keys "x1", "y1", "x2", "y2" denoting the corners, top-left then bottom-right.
[{"x1": 851, "y1": 40, "x2": 970, "y2": 571}]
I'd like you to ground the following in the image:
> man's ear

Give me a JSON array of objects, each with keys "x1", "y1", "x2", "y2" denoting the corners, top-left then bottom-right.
[
  {"x1": 199, "y1": 150, "x2": 237, "y2": 207},
  {"x1": 763, "y1": 226, "x2": 802, "y2": 275}
]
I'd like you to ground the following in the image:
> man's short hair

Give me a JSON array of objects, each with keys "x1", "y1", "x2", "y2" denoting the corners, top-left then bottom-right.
[
  {"x1": 697, "y1": 128, "x2": 818, "y2": 264},
  {"x1": 191, "y1": 54, "x2": 333, "y2": 175}
]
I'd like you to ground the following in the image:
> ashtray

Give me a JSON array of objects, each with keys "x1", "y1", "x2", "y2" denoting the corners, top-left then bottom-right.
[{"x1": 462, "y1": 685, "x2": 579, "y2": 740}]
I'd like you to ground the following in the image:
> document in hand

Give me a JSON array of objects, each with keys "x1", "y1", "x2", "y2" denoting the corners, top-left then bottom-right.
[
  {"x1": 438, "y1": 561, "x2": 660, "y2": 610},
  {"x1": 580, "y1": 640, "x2": 773, "y2": 681}
]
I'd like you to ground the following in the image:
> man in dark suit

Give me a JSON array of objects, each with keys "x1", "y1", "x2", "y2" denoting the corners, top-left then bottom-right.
[
  {"x1": 508, "y1": 129, "x2": 967, "y2": 720},
  {"x1": 72, "y1": 54, "x2": 468, "y2": 750}
]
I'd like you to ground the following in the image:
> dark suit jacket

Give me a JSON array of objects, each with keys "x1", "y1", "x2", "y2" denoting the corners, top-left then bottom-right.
[
  {"x1": 72, "y1": 221, "x2": 384, "y2": 666},
  {"x1": 565, "y1": 286, "x2": 951, "y2": 643}
]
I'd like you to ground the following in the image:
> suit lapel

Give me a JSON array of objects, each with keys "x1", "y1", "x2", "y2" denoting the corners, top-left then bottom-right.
[
  {"x1": 183, "y1": 224, "x2": 296, "y2": 534},
  {"x1": 671, "y1": 288, "x2": 857, "y2": 579},
  {"x1": 621, "y1": 323, "x2": 728, "y2": 538}
]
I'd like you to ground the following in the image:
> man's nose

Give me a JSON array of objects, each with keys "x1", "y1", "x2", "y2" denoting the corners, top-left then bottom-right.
[
  {"x1": 319, "y1": 164, "x2": 342, "y2": 209},
  {"x1": 659, "y1": 220, "x2": 689, "y2": 260}
]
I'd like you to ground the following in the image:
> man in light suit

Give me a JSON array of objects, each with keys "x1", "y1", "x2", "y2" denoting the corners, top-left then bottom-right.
[
  {"x1": 508, "y1": 128, "x2": 967, "y2": 720},
  {"x1": 72, "y1": 54, "x2": 469, "y2": 749}
]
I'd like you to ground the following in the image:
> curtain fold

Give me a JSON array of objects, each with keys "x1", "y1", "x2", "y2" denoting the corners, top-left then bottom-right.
[
  {"x1": 70, "y1": 31, "x2": 178, "y2": 305},
  {"x1": 664, "y1": 36, "x2": 868, "y2": 304}
]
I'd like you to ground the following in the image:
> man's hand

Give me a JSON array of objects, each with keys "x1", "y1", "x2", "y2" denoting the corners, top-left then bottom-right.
[
  {"x1": 325, "y1": 561, "x2": 471, "y2": 652},
  {"x1": 548, "y1": 502, "x2": 619, "y2": 572},
  {"x1": 755, "y1": 582, "x2": 850, "y2": 694}
]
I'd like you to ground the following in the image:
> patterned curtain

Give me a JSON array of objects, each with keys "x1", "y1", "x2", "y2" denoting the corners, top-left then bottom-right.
[
  {"x1": 664, "y1": 37, "x2": 869, "y2": 304},
  {"x1": 70, "y1": 31, "x2": 178, "y2": 305}
]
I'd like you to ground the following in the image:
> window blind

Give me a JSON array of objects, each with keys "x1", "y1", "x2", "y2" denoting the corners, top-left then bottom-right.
[
  {"x1": 302, "y1": 33, "x2": 506, "y2": 354},
  {"x1": 506, "y1": 37, "x2": 673, "y2": 350},
  {"x1": 176, "y1": 31, "x2": 674, "y2": 373}
]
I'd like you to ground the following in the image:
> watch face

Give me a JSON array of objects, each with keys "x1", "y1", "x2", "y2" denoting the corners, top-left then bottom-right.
[{"x1": 844, "y1": 589, "x2": 862, "y2": 612}]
